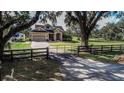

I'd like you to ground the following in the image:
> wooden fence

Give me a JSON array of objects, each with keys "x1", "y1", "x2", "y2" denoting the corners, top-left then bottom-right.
[
  {"x1": 77, "y1": 45, "x2": 124, "y2": 55},
  {"x1": 3, "y1": 44, "x2": 124, "y2": 61},
  {"x1": 50, "y1": 45, "x2": 78, "y2": 54},
  {"x1": 3, "y1": 47, "x2": 49, "y2": 61}
]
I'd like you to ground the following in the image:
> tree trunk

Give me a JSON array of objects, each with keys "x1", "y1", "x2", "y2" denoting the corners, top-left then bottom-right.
[
  {"x1": 80, "y1": 33, "x2": 89, "y2": 49},
  {"x1": 0, "y1": 29, "x2": 4, "y2": 62},
  {"x1": 80, "y1": 27, "x2": 90, "y2": 49},
  {"x1": 0, "y1": 44, "x2": 4, "y2": 61},
  {"x1": 83, "y1": 32, "x2": 89, "y2": 48},
  {"x1": 0, "y1": 43, "x2": 4, "y2": 81}
]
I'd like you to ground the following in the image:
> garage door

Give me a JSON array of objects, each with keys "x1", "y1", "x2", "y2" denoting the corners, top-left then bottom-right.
[{"x1": 32, "y1": 36, "x2": 45, "y2": 41}]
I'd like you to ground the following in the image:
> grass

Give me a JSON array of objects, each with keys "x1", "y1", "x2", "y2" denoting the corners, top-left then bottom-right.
[
  {"x1": 49, "y1": 37, "x2": 80, "y2": 46},
  {"x1": 8, "y1": 37, "x2": 124, "y2": 49},
  {"x1": 89, "y1": 38, "x2": 124, "y2": 45},
  {"x1": 1, "y1": 58, "x2": 63, "y2": 81},
  {"x1": 9, "y1": 42, "x2": 31, "y2": 49},
  {"x1": 49, "y1": 37, "x2": 124, "y2": 46},
  {"x1": 79, "y1": 51, "x2": 124, "y2": 63}
]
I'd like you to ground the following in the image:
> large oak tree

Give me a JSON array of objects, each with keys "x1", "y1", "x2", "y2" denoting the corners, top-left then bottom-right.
[
  {"x1": 0, "y1": 11, "x2": 61, "y2": 62},
  {"x1": 0, "y1": 11, "x2": 61, "y2": 80},
  {"x1": 0, "y1": 11, "x2": 42, "y2": 62},
  {"x1": 64, "y1": 11, "x2": 123, "y2": 48}
]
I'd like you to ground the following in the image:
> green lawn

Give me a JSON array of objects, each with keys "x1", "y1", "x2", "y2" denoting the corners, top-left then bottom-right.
[
  {"x1": 8, "y1": 37, "x2": 124, "y2": 49},
  {"x1": 49, "y1": 37, "x2": 80, "y2": 46},
  {"x1": 49, "y1": 37, "x2": 124, "y2": 46},
  {"x1": 2, "y1": 59, "x2": 63, "y2": 81},
  {"x1": 9, "y1": 42, "x2": 31, "y2": 49},
  {"x1": 89, "y1": 38, "x2": 124, "y2": 45}
]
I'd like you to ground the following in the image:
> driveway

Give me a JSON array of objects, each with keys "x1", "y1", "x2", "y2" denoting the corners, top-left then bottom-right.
[
  {"x1": 31, "y1": 41, "x2": 49, "y2": 48},
  {"x1": 51, "y1": 54, "x2": 124, "y2": 81}
]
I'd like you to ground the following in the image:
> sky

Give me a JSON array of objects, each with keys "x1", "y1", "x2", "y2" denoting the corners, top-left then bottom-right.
[
  {"x1": 97, "y1": 16, "x2": 120, "y2": 29},
  {"x1": 31, "y1": 12, "x2": 120, "y2": 30}
]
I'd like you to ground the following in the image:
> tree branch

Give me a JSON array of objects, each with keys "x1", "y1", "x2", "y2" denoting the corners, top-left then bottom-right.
[
  {"x1": 75, "y1": 11, "x2": 88, "y2": 34},
  {"x1": 3, "y1": 11, "x2": 41, "y2": 44},
  {"x1": 88, "y1": 12, "x2": 97, "y2": 27},
  {"x1": 0, "y1": 11, "x2": 2, "y2": 24},
  {"x1": 82, "y1": 11, "x2": 87, "y2": 31},
  {"x1": 65, "y1": 12, "x2": 79, "y2": 26},
  {"x1": 89, "y1": 11, "x2": 107, "y2": 31},
  {"x1": 0, "y1": 11, "x2": 3, "y2": 43},
  {"x1": 0, "y1": 19, "x2": 18, "y2": 31}
]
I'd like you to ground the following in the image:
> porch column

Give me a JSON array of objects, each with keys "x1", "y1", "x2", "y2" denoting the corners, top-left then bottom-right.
[
  {"x1": 30, "y1": 32, "x2": 33, "y2": 41},
  {"x1": 60, "y1": 33, "x2": 63, "y2": 41},
  {"x1": 47, "y1": 33, "x2": 49, "y2": 41},
  {"x1": 54, "y1": 33, "x2": 56, "y2": 41}
]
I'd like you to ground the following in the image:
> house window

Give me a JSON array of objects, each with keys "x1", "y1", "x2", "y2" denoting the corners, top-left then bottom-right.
[{"x1": 46, "y1": 26, "x2": 49, "y2": 29}]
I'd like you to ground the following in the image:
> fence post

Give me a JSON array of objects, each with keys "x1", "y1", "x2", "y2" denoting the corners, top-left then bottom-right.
[
  {"x1": 10, "y1": 50, "x2": 13, "y2": 61},
  {"x1": 77, "y1": 46, "x2": 79, "y2": 56},
  {"x1": 101, "y1": 45, "x2": 103, "y2": 54},
  {"x1": 71, "y1": 45, "x2": 72, "y2": 54},
  {"x1": 31, "y1": 49, "x2": 33, "y2": 60},
  {"x1": 110, "y1": 45, "x2": 113, "y2": 52},
  {"x1": 56, "y1": 46, "x2": 58, "y2": 54},
  {"x1": 120, "y1": 45, "x2": 122, "y2": 52},
  {"x1": 46, "y1": 47, "x2": 49, "y2": 59},
  {"x1": 89, "y1": 45, "x2": 92, "y2": 54},
  {"x1": 64, "y1": 45, "x2": 66, "y2": 53}
]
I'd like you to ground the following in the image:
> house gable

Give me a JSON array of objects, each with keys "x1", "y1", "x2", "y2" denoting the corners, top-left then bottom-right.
[{"x1": 54, "y1": 28, "x2": 63, "y2": 33}]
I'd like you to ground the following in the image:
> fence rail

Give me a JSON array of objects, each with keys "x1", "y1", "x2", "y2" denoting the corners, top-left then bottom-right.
[
  {"x1": 50, "y1": 45, "x2": 78, "y2": 54},
  {"x1": 3, "y1": 44, "x2": 124, "y2": 61},
  {"x1": 3, "y1": 47, "x2": 49, "y2": 61},
  {"x1": 77, "y1": 44, "x2": 124, "y2": 55}
]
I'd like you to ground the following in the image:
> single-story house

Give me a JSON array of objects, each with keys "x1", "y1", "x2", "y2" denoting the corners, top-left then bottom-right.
[
  {"x1": 30, "y1": 24, "x2": 64, "y2": 41},
  {"x1": 11, "y1": 32, "x2": 25, "y2": 41}
]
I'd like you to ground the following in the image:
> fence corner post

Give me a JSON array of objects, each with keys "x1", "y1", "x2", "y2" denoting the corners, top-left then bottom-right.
[
  {"x1": 31, "y1": 49, "x2": 33, "y2": 60},
  {"x1": 101, "y1": 45, "x2": 103, "y2": 54},
  {"x1": 77, "y1": 46, "x2": 79, "y2": 56},
  {"x1": 120, "y1": 45, "x2": 122, "y2": 52},
  {"x1": 110, "y1": 45, "x2": 113, "y2": 52},
  {"x1": 89, "y1": 45, "x2": 92, "y2": 54},
  {"x1": 46, "y1": 47, "x2": 49, "y2": 59},
  {"x1": 10, "y1": 50, "x2": 13, "y2": 62}
]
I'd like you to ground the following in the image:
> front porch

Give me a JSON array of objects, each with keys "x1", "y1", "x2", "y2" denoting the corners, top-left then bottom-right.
[{"x1": 49, "y1": 32, "x2": 63, "y2": 41}]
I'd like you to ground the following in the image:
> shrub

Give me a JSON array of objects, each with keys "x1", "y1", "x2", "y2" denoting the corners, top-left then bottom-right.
[
  {"x1": 4, "y1": 42, "x2": 11, "y2": 49},
  {"x1": 16, "y1": 38, "x2": 25, "y2": 42},
  {"x1": 63, "y1": 33, "x2": 72, "y2": 41},
  {"x1": 25, "y1": 38, "x2": 31, "y2": 41}
]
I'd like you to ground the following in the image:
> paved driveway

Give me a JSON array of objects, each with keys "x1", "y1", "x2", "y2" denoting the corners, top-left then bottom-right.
[
  {"x1": 31, "y1": 41, "x2": 49, "y2": 48},
  {"x1": 51, "y1": 54, "x2": 124, "y2": 81}
]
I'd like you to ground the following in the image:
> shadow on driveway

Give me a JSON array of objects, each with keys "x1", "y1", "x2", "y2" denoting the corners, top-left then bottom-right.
[{"x1": 51, "y1": 54, "x2": 124, "y2": 81}]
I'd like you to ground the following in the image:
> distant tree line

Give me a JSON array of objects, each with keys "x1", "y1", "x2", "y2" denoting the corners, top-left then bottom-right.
[{"x1": 91, "y1": 18, "x2": 124, "y2": 41}]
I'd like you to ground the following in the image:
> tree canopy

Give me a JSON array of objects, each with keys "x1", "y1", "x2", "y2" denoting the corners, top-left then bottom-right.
[
  {"x1": 91, "y1": 18, "x2": 124, "y2": 40},
  {"x1": 0, "y1": 11, "x2": 63, "y2": 62},
  {"x1": 64, "y1": 11, "x2": 124, "y2": 47}
]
